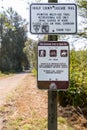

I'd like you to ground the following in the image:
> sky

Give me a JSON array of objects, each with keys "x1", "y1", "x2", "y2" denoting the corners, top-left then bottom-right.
[
  {"x1": 0, "y1": 0, "x2": 86, "y2": 50},
  {"x1": 0, "y1": 0, "x2": 75, "y2": 22}
]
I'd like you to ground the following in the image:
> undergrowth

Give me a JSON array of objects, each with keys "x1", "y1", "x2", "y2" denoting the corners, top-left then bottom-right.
[{"x1": 1, "y1": 116, "x2": 74, "y2": 130}]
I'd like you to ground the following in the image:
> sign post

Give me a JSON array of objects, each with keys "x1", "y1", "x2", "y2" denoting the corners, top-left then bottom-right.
[
  {"x1": 48, "y1": 0, "x2": 57, "y2": 130},
  {"x1": 30, "y1": 0, "x2": 77, "y2": 130}
]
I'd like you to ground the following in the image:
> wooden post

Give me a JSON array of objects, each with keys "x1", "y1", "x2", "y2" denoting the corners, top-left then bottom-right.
[
  {"x1": 48, "y1": 0, "x2": 58, "y2": 130},
  {"x1": 48, "y1": 90, "x2": 57, "y2": 130}
]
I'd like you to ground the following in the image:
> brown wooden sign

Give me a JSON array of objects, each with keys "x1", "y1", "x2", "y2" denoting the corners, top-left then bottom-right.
[{"x1": 37, "y1": 41, "x2": 70, "y2": 90}]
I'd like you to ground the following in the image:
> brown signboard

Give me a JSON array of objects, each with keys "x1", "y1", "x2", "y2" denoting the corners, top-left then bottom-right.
[{"x1": 37, "y1": 41, "x2": 70, "y2": 90}]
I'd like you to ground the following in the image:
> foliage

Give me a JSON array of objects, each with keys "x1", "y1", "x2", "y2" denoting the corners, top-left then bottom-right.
[
  {"x1": 76, "y1": 0, "x2": 87, "y2": 39},
  {"x1": 23, "y1": 39, "x2": 37, "y2": 70},
  {"x1": 59, "y1": 0, "x2": 87, "y2": 108},
  {"x1": 32, "y1": 68, "x2": 37, "y2": 76},
  {"x1": 59, "y1": 48, "x2": 87, "y2": 107},
  {"x1": 0, "y1": 8, "x2": 28, "y2": 72}
]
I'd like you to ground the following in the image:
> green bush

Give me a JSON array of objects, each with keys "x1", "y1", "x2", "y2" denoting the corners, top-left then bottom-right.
[{"x1": 59, "y1": 49, "x2": 87, "y2": 107}]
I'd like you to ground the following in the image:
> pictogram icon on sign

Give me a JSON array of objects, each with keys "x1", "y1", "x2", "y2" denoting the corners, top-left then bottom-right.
[
  {"x1": 61, "y1": 50, "x2": 68, "y2": 57},
  {"x1": 50, "y1": 50, "x2": 57, "y2": 57},
  {"x1": 39, "y1": 50, "x2": 46, "y2": 57},
  {"x1": 42, "y1": 25, "x2": 49, "y2": 33},
  {"x1": 33, "y1": 24, "x2": 40, "y2": 32}
]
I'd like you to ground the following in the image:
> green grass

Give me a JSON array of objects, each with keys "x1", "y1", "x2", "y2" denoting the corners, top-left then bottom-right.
[
  {"x1": 0, "y1": 71, "x2": 6, "y2": 77},
  {"x1": 32, "y1": 68, "x2": 37, "y2": 76},
  {"x1": 58, "y1": 117, "x2": 75, "y2": 130},
  {"x1": 4, "y1": 118, "x2": 47, "y2": 130},
  {"x1": 2, "y1": 116, "x2": 75, "y2": 130},
  {"x1": 0, "y1": 71, "x2": 14, "y2": 77},
  {"x1": 0, "y1": 106, "x2": 6, "y2": 116}
]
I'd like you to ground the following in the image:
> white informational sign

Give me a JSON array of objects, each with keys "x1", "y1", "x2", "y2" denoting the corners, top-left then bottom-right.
[
  {"x1": 38, "y1": 41, "x2": 70, "y2": 90},
  {"x1": 30, "y1": 3, "x2": 77, "y2": 34}
]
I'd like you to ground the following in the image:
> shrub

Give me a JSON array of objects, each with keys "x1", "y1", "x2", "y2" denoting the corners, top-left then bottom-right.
[{"x1": 58, "y1": 49, "x2": 87, "y2": 107}]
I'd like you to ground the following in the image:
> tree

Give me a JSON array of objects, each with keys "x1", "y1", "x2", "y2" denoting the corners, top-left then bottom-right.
[
  {"x1": 23, "y1": 39, "x2": 37, "y2": 70},
  {"x1": 76, "y1": 0, "x2": 87, "y2": 39},
  {"x1": 0, "y1": 8, "x2": 28, "y2": 72}
]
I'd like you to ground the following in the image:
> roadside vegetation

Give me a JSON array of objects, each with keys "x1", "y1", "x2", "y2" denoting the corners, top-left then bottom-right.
[
  {"x1": 59, "y1": 49, "x2": 87, "y2": 108},
  {"x1": 0, "y1": 0, "x2": 87, "y2": 130},
  {"x1": 0, "y1": 71, "x2": 14, "y2": 77},
  {"x1": 0, "y1": 7, "x2": 28, "y2": 73},
  {"x1": 0, "y1": 87, "x2": 74, "y2": 130},
  {"x1": 2, "y1": 117, "x2": 74, "y2": 130},
  {"x1": 58, "y1": 0, "x2": 87, "y2": 109}
]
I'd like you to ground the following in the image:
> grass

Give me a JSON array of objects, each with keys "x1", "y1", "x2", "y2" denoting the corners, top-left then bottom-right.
[
  {"x1": 0, "y1": 71, "x2": 14, "y2": 77},
  {"x1": 0, "y1": 72, "x2": 75, "y2": 130},
  {"x1": 0, "y1": 106, "x2": 6, "y2": 116},
  {"x1": 2, "y1": 116, "x2": 75, "y2": 130},
  {"x1": 0, "y1": 71, "x2": 6, "y2": 77},
  {"x1": 4, "y1": 117, "x2": 47, "y2": 130},
  {"x1": 6, "y1": 93, "x2": 14, "y2": 102},
  {"x1": 0, "y1": 96, "x2": 75, "y2": 130},
  {"x1": 0, "y1": 92, "x2": 75, "y2": 130},
  {"x1": 32, "y1": 68, "x2": 37, "y2": 76},
  {"x1": 58, "y1": 117, "x2": 75, "y2": 130}
]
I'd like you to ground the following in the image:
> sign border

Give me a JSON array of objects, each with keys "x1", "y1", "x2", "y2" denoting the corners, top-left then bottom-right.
[
  {"x1": 30, "y1": 3, "x2": 77, "y2": 34},
  {"x1": 37, "y1": 41, "x2": 70, "y2": 90}
]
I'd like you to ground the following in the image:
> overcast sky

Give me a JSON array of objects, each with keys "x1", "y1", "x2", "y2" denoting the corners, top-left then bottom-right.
[{"x1": 0, "y1": 0, "x2": 75, "y2": 20}]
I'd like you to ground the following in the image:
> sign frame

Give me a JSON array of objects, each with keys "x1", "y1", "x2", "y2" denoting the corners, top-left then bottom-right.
[
  {"x1": 37, "y1": 41, "x2": 70, "y2": 90},
  {"x1": 30, "y1": 3, "x2": 77, "y2": 34}
]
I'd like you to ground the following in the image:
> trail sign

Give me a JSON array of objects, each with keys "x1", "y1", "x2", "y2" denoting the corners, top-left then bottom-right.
[
  {"x1": 30, "y1": 3, "x2": 77, "y2": 34},
  {"x1": 37, "y1": 41, "x2": 70, "y2": 90}
]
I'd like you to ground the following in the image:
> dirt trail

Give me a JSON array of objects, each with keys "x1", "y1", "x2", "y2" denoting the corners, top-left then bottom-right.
[
  {"x1": 0, "y1": 73, "x2": 28, "y2": 106},
  {"x1": 0, "y1": 73, "x2": 28, "y2": 130},
  {"x1": 0, "y1": 73, "x2": 48, "y2": 130}
]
